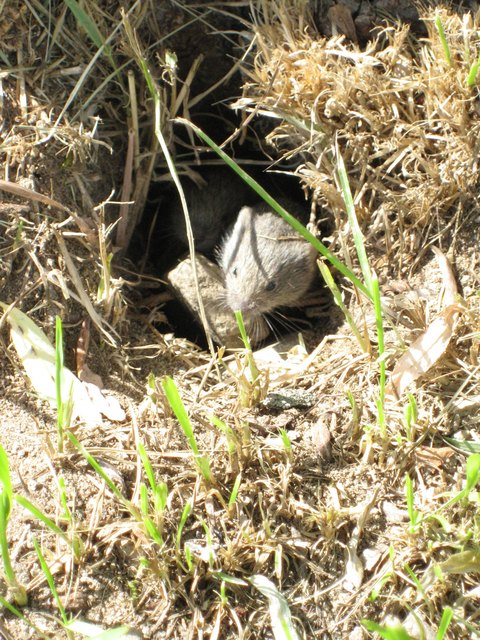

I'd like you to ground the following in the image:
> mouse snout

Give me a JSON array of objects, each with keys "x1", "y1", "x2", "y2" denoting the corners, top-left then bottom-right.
[{"x1": 226, "y1": 292, "x2": 258, "y2": 317}]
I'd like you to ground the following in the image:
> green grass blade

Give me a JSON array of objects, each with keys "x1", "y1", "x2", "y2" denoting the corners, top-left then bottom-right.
[
  {"x1": 228, "y1": 474, "x2": 242, "y2": 507},
  {"x1": 0, "y1": 493, "x2": 20, "y2": 600},
  {"x1": 371, "y1": 274, "x2": 385, "y2": 390},
  {"x1": 32, "y1": 536, "x2": 69, "y2": 627},
  {"x1": 140, "y1": 483, "x2": 149, "y2": 515},
  {"x1": 317, "y1": 260, "x2": 368, "y2": 351},
  {"x1": 466, "y1": 58, "x2": 480, "y2": 86},
  {"x1": 219, "y1": 580, "x2": 228, "y2": 606},
  {"x1": 0, "y1": 442, "x2": 13, "y2": 509},
  {"x1": 430, "y1": 453, "x2": 480, "y2": 516},
  {"x1": 155, "y1": 483, "x2": 168, "y2": 513},
  {"x1": 404, "y1": 394, "x2": 418, "y2": 441},
  {"x1": 235, "y1": 310, "x2": 253, "y2": 353},
  {"x1": 0, "y1": 445, "x2": 27, "y2": 604},
  {"x1": 234, "y1": 311, "x2": 260, "y2": 381},
  {"x1": 176, "y1": 118, "x2": 371, "y2": 301},
  {"x1": 55, "y1": 316, "x2": 65, "y2": 453},
  {"x1": 464, "y1": 453, "x2": 480, "y2": 493},
  {"x1": 66, "y1": 432, "x2": 140, "y2": 519},
  {"x1": 443, "y1": 437, "x2": 480, "y2": 454},
  {"x1": 279, "y1": 429, "x2": 292, "y2": 454},
  {"x1": 249, "y1": 575, "x2": 300, "y2": 640},
  {"x1": 162, "y1": 378, "x2": 198, "y2": 455},
  {"x1": 212, "y1": 571, "x2": 248, "y2": 586},
  {"x1": 55, "y1": 316, "x2": 64, "y2": 409},
  {"x1": 66, "y1": 431, "x2": 125, "y2": 502},
  {"x1": 139, "y1": 484, "x2": 164, "y2": 545},
  {"x1": 138, "y1": 442, "x2": 157, "y2": 491},
  {"x1": 57, "y1": 476, "x2": 72, "y2": 524},
  {"x1": 137, "y1": 444, "x2": 168, "y2": 513},
  {"x1": 404, "y1": 563, "x2": 425, "y2": 596},
  {"x1": 184, "y1": 543, "x2": 193, "y2": 571},
  {"x1": 143, "y1": 516, "x2": 164, "y2": 546},
  {"x1": 0, "y1": 594, "x2": 49, "y2": 638},
  {"x1": 371, "y1": 274, "x2": 386, "y2": 436},
  {"x1": 368, "y1": 572, "x2": 394, "y2": 601},
  {"x1": 64, "y1": 0, "x2": 104, "y2": 49},
  {"x1": 435, "y1": 15, "x2": 453, "y2": 67},
  {"x1": 176, "y1": 500, "x2": 192, "y2": 553},
  {"x1": 162, "y1": 377, "x2": 211, "y2": 482},
  {"x1": 14, "y1": 493, "x2": 82, "y2": 559},
  {"x1": 336, "y1": 145, "x2": 372, "y2": 291},
  {"x1": 436, "y1": 607, "x2": 453, "y2": 639},
  {"x1": 210, "y1": 416, "x2": 237, "y2": 456},
  {"x1": 196, "y1": 457, "x2": 212, "y2": 482},
  {"x1": 362, "y1": 620, "x2": 413, "y2": 639},
  {"x1": 14, "y1": 494, "x2": 65, "y2": 537}
]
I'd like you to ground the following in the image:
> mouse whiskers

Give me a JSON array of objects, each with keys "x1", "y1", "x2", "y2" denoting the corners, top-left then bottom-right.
[
  {"x1": 269, "y1": 310, "x2": 302, "y2": 336},
  {"x1": 260, "y1": 313, "x2": 280, "y2": 343}
]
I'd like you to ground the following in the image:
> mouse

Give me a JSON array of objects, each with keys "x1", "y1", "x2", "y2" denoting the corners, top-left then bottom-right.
[
  {"x1": 218, "y1": 199, "x2": 318, "y2": 323},
  {"x1": 166, "y1": 167, "x2": 258, "y2": 253}
]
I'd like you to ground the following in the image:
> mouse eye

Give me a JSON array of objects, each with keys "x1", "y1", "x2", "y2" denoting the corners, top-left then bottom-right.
[
  {"x1": 232, "y1": 267, "x2": 238, "y2": 277},
  {"x1": 265, "y1": 280, "x2": 276, "y2": 292}
]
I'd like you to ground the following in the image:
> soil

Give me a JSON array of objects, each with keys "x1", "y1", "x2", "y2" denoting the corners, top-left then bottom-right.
[{"x1": 0, "y1": 1, "x2": 479, "y2": 639}]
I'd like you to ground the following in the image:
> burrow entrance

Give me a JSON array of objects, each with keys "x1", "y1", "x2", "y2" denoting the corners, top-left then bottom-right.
[{"x1": 125, "y1": 4, "x2": 336, "y2": 349}]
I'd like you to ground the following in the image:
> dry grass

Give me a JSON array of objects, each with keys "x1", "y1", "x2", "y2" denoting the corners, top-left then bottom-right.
[
  {"x1": 0, "y1": 1, "x2": 479, "y2": 639},
  {"x1": 241, "y1": 2, "x2": 480, "y2": 267}
]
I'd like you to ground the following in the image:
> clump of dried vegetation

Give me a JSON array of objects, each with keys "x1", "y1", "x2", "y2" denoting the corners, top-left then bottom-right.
[
  {"x1": 0, "y1": 1, "x2": 479, "y2": 639},
  {"x1": 242, "y1": 3, "x2": 480, "y2": 260}
]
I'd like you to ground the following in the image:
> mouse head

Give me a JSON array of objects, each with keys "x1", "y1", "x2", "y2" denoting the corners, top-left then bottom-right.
[{"x1": 219, "y1": 205, "x2": 317, "y2": 318}]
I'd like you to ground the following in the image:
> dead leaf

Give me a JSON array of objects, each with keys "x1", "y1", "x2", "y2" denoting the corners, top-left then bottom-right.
[
  {"x1": 311, "y1": 418, "x2": 332, "y2": 460},
  {"x1": 431, "y1": 246, "x2": 458, "y2": 307},
  {"x1": 388, "y1": 304, "x2": 461, "y2": 398},
  {"x1": 414, "y1": 446, "x2": 456, "y2": 469},
  {"x1": 388, "y1": 248, "x2": 462, "y2": 398},
  {"x1": 84, "y1": 381, "x2": 126, "y2": 422},
  {"x1": 387, "y1": 247, "x2": 461, "y2": 398},
  {"x1": 78, "y1": 363, "x2": 104, "y2": 389},
  {"x1": 438, "y1": 550, "x2": 480, "y2": 575},
  {"x1": 0, "y1": 302, "x2": 103, "y2": 427}
]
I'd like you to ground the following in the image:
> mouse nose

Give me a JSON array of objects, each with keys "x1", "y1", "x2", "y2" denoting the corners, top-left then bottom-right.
[{"x1": 227, "y1": 294, "x2": 256, "y2": 316}]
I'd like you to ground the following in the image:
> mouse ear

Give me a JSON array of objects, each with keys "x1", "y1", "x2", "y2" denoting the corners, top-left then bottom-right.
[{"x1": 237, "y1": 205, "x2": 254, "y2": 224}]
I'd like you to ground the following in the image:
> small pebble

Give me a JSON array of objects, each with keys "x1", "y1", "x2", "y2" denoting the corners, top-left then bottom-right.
[{"x1": 262, "y1": 389, "x2": 317, "y2": 410}]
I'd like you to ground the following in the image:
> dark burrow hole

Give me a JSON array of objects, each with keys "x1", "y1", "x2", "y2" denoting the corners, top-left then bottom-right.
[
  {"x1": 128, "y1": 158, "x2": 332, "y2": 351},
  {"x1": 125, "y1": 3, "x2": 335, "y2": 350}
]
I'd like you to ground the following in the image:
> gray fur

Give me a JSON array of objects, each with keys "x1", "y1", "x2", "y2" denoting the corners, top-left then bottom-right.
[
  {"x1": 218, "y1": 201, "x2": 317, "y2": 318},
  {"x1": 168, "y1": 168, "x2": 255, "y2": 253}
]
